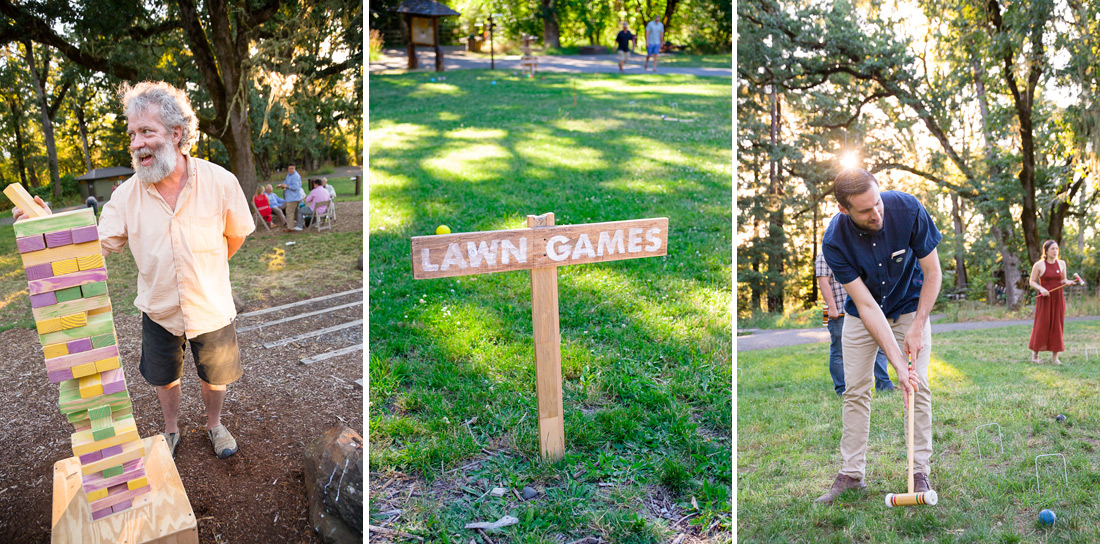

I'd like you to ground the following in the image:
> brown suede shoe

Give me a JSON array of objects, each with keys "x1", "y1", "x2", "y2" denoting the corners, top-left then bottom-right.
[
  {"x1": 913, "y1": 473, "x2": 931, "y2": 493},
  {"x1": 814, "y1": 473, "x2": 867, "y2": 504}
]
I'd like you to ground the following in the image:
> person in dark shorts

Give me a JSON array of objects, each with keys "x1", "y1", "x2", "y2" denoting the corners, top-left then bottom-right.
[
  {"x1": 615, "y1": 21, "x2": 636, "y2": 73},
  {"x1": 98, "y1": 81, "x2": 255, "y2": 459}
]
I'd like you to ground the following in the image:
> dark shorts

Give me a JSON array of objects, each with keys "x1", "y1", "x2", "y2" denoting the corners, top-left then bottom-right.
[{"x1": 139, "y1": 314, "x2": 243, "y2": 387}]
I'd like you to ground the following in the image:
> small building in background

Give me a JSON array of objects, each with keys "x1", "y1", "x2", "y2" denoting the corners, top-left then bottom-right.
[{"x1": 75, "y1": 167, "x2": 134, "y2": 202}]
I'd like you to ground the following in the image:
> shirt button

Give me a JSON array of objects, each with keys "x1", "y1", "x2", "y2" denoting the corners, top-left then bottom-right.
[
  {"x1": 873, "y1": 243, "x2": 876, "y2": 246},
  {"x1": 879, "y1": 263, "x2": 882, "y2": 267},
  {"x1": 881, "y1": 281, "x2": 885, "y2": 284}
]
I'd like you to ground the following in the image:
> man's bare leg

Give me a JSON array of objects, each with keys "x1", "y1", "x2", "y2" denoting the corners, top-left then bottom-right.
[
  {"x1": 156, "y1": 379, "x2": 182, "y2": 433},
  {"x1": 201, "y1": 380, "x2": 227, "y2": 429}
]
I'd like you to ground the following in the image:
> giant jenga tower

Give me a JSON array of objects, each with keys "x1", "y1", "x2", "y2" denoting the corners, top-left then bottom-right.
[{"x1": 5, "y1": 184, "x2": 150, "y2": 520}]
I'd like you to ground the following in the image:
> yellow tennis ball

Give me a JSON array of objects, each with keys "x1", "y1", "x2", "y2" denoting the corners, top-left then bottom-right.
[{"x1": 436, "y1": 225, "x2": 451, "y2": 235}]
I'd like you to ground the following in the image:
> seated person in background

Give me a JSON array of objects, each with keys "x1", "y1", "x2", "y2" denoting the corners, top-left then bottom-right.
[
  {"x1": 253, "y1": 186, "x2": 273, "y2": 224},
  {"x1": 294, "y1": 178, "x2": 331, "y2": 231},
  {"x1": 321, "y1": 177, "x2": 336, "y2": 201},
  {"x1": 263, "y1": 184, "x2": 288, "y2": 227}
]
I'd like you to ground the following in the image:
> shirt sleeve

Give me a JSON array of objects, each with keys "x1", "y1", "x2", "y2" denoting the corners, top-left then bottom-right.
[
  {"x1": 814, "y1": 252, "x2": 830, "y2": 277},
  {"x1": 822, "y1": 236, "x2": 859, "y2": 286},
  {"x1": 224, "y1": 179, "x2": 256, "y2": 238},
  {"x1": 908, "y1": 197, "x2": 942, "y2": 259},
  {"x1": 97, "y1": 186, "x2": 128, "y2": 254}
]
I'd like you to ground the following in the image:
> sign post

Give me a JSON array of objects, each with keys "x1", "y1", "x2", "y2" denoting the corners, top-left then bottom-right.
[{"x1": 411, "y1": 213, "x2": 669, "y2": 460}]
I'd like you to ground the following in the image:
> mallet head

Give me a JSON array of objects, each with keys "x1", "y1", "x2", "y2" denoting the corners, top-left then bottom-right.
[{"x1": 885, "y1": 490, "x2": 938, "y2": 507}]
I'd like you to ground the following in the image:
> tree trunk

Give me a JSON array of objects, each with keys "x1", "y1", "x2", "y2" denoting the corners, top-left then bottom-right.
[
  {"x1": 767, "y1": 84, "x2": 785, "y2": 314},
  {"x1": 662, "y1": 0, "x2": 679, "y2": 28},
  {"x1": 541, "y1": 0, "x2": 560, "y2": 49},
  {"x1": 951, "y1": 193, "x2": 968, "y2": 288},
  {"x1": 7, "y1": 98, "x2": 29, "y2": 187},
  {"x1": 74, "y1": 101, "x2": 93, "y2": 172},
  {"x1": 22, "y1": 41, "x2": 61, "y2": 199}
]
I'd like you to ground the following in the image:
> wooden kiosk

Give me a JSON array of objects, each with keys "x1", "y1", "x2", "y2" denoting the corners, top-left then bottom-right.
[
  {"x1": 394, "y1": 0, "x2": 460, "y2": 72},
  {"x1": 3, "y1": 184, "x2": 196, "y2": 543}
]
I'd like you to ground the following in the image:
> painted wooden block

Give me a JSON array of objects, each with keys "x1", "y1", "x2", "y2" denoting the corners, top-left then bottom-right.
[
  {"x1": 71, "y1": 416, "x2": 138, "y2": 456},
  {"x1": 45, "y1": 229, "x2": 74, "y2": 248},
  {"x1": 94, "y1": 357, "x2": 121, "y2": 372},
  {"x1": 55, "y1": 286, "x2": 82, "y2": 303},
  {"x1": 60, "y1": 312, "x2": 88, "y2": 330},
  {"x1": 66, "y1": 404, "x2": 132, "y2": 426},
  {"x1": 84, "y1": 458, "x2": 143, "y2": 490},
  {"x1": 97, "y1": 444, "x2": 125, "y2": 459},
  {"x1": 11, "y1": 207, "x2": 95, "y2": 238},
  {"x1": 58, "y1": 390, "x2": 128, "y2": 416},
  {"x1": 90, "y1": 405, "x2": 113, "y2": 431},
  {"x1": 70, "y1": 362, "x2": 98, "y2": 379},
  {"x1": 40, "y1": 312, "x2": 113, "y2": 345},
  {"x1": 43, "y1": 342, "x2": 68, "y2": 359},
  {"x1": 126, "y1": 476, "x2": 149, "y2": 491},
  {"x1": 80, "y1": 280, "x2": 109, "y2": 298},
  {"x1": 25, "y1": 263, "x2": 53, "y2": 281},
  {"x1": 48, "y1": 368, "x2": 74, "y2": 382},
  {"x1": 27, "y1": 268, "x2": 108, "y2": 295},
  {"x1": 86, "y1": 304, "x2": 112, "y2": 317},
  {"x1": 45, "y1": 345, "x2": 119, "y2": 374},
  {"x1": 91, "y1": 505, "x2": 113, "y2": 521},
  {"x1": 66, "y1": 338, "x2": 92, "y2": 354},
  {"x1": 111, "y1": 499, "x2": 133, "y2": 513},
  {"x1": 16, "y1": 234, "x2": 46, "y2": 253},
  {"x1": 87, "y1": 481, "x2": 150, "y2": 513},
  {"x1": 101, "y1": 367, "x2": 126, "y2": 395},
  {"x1": 29, "y1": 291, "x2": 57, "y2": 309},
  {"x1": 51, "y1": 258, "x2": 79, "y2": 277},
  {"x1": 76, "y1": 253, "x2": 105, "y2": 271},
  {"x1": 70, "y1": 225, "x2": 99, "y2": 244},
  {"x1": 90, "y1": 333, "x2": 116, "y2": 349},
  {"x1": 19, "y1": 240, "x2": 99, "y2": 268},
  {"x1": 93, "y1": 427, "x2": 117, "y2": 442},
  {"x1": 36, "y1": 318, "x2": 63, "y2": 335},
  {"x1": 85, "y1": 487, "x2": 108, "y2": 501},
  {"x1": 101, "y1": 464, "x2": 123, "y2": 478},
  {"x1": 78, "y1": 373, "x2": 103, "y2": 399},
  {"x1": 32, "y1": 294, "x2": 109, "y2": 321}
]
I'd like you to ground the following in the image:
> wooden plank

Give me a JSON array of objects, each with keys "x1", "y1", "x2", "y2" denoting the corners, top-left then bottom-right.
[
  {"x1": 19, "y1": 241, "x2": 100, "y2": 268},
  {"x1": 71, "y1": 225, "x2": 98, "y2": 244},
  {"x1": 16, "y1": 234, "x2": 46, "y2": 253},
  {"x1": 25, "y1": 263, "x2": 54, "y2": 281},
  {"x1": 52, "y1": 258, "x2": 80, "y2": 277},
  {"x1": 263, "y1": 319, "x2": 363, "y2": 348},
  {"x1": 43, "y1": 342, "x2": 69, "y2": 359},
  {"x1": 300, "y1": 343, "x2": 364, "y2": 365},
  {"x1": 77, "y1": 440, "x2": 142, "y2": 476},
  {"x1": 3, "y1": 183, "x2": 48, "y2": 219},
  {"x1": 235, "y1": 300, "x2": 362, "y2": 332},
  {"x1": 45, "y1": 229, "x2": 74, "y2": 248},
  {"x1": 30, "y1": 291, "x2": 58, "y2": 309},
  {"x1": 71, "y1": 416, "x2": 137, "y2": 456},
  {"x1": 28, "y1": 268, "x2": 108, "y2": 295},
  {"x1": 90, "y1": 333, "x2": 117, "y2": 349},
  {"x1": 77, "y1": 253, "x2": 105, "y2": 271},
  {"x1": 55, "y1": 287, "x2": 83, "y2": 303},
  {"x1": 236, "y1": 287, "x2": 364, "y2": 318},
  {"x1": 411, "y1": 217, "x2": 669, "y2": 279},
  {"x1": 40, "y1": 312, "x2": 113, "y2": 346},
  {"x1": 12, "y1": 207, "x2": 95, "y2": 238},
  {"x1": 32, "y1": 294, "x2": 110, "y2": 321},
  {"x1": 95, "y1": 357, "x2": 121, "y2": 372},
  {"x1": 527, "y1": 213, "x2": 565, "y2": 461},
  {"x1": 52, "y1": 435, "x2": 199, "y2": 543},
  {"x1": 37, "y1": 318, "x2": 63, "y2": 335},
  {"x1": 81, "y1": 281, "x2": 109, "y2": 298}
]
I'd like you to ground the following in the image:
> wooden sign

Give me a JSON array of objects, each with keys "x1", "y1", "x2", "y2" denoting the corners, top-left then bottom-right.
[
  {"x1": 410, "y1": 16, "x2": 435, "y2": 46},
  {"x1": 411, "y1": 217, "x2": 668, "y2": 280},
  {"x1": 411, "y1": 213, "x2": 669, "y2": 461}
]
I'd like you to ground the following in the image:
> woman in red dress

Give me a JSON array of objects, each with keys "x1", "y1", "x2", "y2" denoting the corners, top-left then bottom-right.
[
  {"x1": 253, "y1": 186, "x2": 272, "y2": 224},
  {"x1": 1028, "y1": 240, "x2": 1077, "y2": 364}
]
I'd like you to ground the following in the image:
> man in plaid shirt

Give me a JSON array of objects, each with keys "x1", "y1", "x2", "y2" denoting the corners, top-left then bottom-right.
[{"x1": 816, "y1": 251, "x2": 894, "y2": 395}]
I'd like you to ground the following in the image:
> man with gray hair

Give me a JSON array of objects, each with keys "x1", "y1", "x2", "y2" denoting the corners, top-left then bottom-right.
[{"x1": 97, "y1": 81, "x2": 255, "y2": 460}]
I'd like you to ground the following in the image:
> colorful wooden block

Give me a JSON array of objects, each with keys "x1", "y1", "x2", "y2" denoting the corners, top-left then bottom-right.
[
  {"x1": 58, "y1": 390, "x2": 129, "y2": 416},
  {"x1": 48, "y1": 368, "x2": 74, "y2": 382},
  {"x1": 86, "y1": 487, "x2": 108, "y2": 501},
  {"x1": 66, "y1": 338, "x2": 92, "y2": 353},
  {"x1": 84, "y1": 458, "x2": 144, "y2": 490},
  {"x1": 27, "y1": 268, "x2": 108, "y2": 295},
  {"x1": 44, "y1": 229, "x2": 74, "y2": 248},
  {"x1": 98, "y1": 444, "x2": 125, "y2": 459},
  {"x1": 88, "y1": 480, "x2": 149, "y2": 512},
  {"x1": 51, "y1": 258, "x2": 79, "y2": 276},
  {"x1": 126, "y1": 476, "x2": 148, "y2": 491},
  {"x1": 71, "y1": 416, "x2": 138, "y2": 456},
  {"x1": 36, "y1": 318, "x2": 62, "y2": 335},
  {"x1": 77, "y1": 253, "x2": 105, "y2": 271},
  {"x1": 70, "y1": 225, "x2": 99, "y2": 244},
  {"x1": 91, "y1": 506, "x2": 113, "y2": 520},
  {"x1": 111, "y1": 499, "x2": 133, "y2": 513},
  {"x1": 40, "y1": 312, "x2": 113, "y2": 345},
  {"x1": 78, "y1": 373, "x2": 103, "y2": 399},
  {"x1": 16, "y1": 234, "x2": 46, "y2": 253},
  {"x1": 29, "y1": 291, "x2": 57, "y2": 309},
  {"x1": 11, "y1": 208, "x2": 96, "y2": 238},
  {"x1": 55, "y1": 286, "x2": 82, "y2": 303},
  {"x1": 70, "y1": 362, "x2": 98, "y2": 379},
  {"x1": 94, "y1": 357, "x2": 120, "y2": 372},
  {"x1": 45, "y1": 345, "x2": 119, "y2": 374},
  {"x1": 60, "y1": 312, "x2": 87, "y2": 330},
  {"x1": 90, "y1": 333, "x2": 116, "y2": 349},
  {"x1": 101, "y1": 464, "x2": 123, "y2": 478},
  {"x1": 101, "y1": 368, "x2": 126, "y2": 395},
  {"x1": 25, "y1": 263, "x2": 53, "y2": 281},
  {"x1": 43, "y1": 342, "x2": 68, "y2": 359},
  {"x1": 19, "y1": 240, "x2": 100, "y2": 268},
  {"x1": 80, "y1": 280, "x2": 108, "y2": 298},
  {"x1": 87, "y1": 304, "x2": 112, "y2": 317},
  {"x1": 93, "y1": 427, "x2": 117, "y2": 442},
  {"x1": 32, "y1": 294, "x2": 109, "y2": 321}
]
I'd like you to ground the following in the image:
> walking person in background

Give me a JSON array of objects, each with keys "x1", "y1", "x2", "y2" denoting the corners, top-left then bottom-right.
[
  {"x1": 816, "y1": 251, "x2": 894, "y2": 396},
  {"x1": 1028, "y1": 240, "x2": 1083, "y2": 364},
  {"x1": 644, "y1": 15, "x2": 664, "y2": 71},
  {"x1": 615, "y1": 21, "x2": 636, "y2": 73}
]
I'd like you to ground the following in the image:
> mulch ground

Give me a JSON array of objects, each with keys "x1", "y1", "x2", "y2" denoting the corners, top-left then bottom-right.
[{"x1": 0, "y1": 205, "x2": 364, "y2": 542}]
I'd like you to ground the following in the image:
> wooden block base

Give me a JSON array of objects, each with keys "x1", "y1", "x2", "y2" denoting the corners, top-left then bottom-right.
[{"x1": 51, "y1": 435, "x2": 197, "y2": 544}]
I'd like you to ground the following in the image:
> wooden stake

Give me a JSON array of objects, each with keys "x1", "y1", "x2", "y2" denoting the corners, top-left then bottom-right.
[
  {"x1": 3, "y1": 183, "x2": 48, "y2": 218},
  {"x1": 528, "y1": 212, "x2": 565, "y2": 461}
]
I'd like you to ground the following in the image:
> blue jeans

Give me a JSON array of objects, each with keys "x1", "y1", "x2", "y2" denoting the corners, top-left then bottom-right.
[{"x1": 828, "y1": 315, "x2": 893, "y2": 394}]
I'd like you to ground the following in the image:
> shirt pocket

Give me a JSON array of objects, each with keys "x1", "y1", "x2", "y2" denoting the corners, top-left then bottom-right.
[{"x1": 186, "y1": 215, "x2": 225, "y2": 254}]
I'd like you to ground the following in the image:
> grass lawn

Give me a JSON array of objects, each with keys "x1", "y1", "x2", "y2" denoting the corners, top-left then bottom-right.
[
  {"x1": 657, "y1": 54, "x2": 732, "y2": 69},
  {"x1": 369, "y1": 70, "x2": 732, "y2": 541},
  {"x1": 738, "y1": 321, "x2": 1100, "y2": 543}
]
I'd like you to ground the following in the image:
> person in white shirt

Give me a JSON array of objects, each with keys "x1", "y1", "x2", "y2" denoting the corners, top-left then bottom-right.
[{"x1": 644, "y1": 15, "x2": 664, "y2": 72}]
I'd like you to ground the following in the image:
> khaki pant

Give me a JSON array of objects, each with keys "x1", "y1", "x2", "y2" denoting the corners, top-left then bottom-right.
[
  {"x1": 285, "y1": 201, "x2": 299, "y2": 228},
  {"x1": 840, "y1": 311, "x2": 932, "y2": 479}
]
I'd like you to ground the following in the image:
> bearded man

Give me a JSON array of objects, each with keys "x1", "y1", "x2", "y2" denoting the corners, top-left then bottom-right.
[{"x1": 97, "y1": 82, "x2": 254, "y2": 459}]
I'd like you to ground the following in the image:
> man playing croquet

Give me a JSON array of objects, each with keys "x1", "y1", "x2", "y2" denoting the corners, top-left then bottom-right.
[{"x1": 815, "y1": 168, "x2": 942, "y2": 504}]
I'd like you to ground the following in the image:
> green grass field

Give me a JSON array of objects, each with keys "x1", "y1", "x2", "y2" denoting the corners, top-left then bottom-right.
[
  {"x1": 369, "y1": 70, "x2": 732, "y2": 541},
  {"x1": 738, "y1": 321, "x2": 1100, "y2": 543}
]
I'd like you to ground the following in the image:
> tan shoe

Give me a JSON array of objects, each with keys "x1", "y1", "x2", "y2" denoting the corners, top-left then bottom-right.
[
  {"x1": 814, "y1": 473, "x2": 866, "y2": 504},
  {"x1": 914, "y1": 473, "x2": 932, "y2": 493},
  {"x1": 208, "y1": 424, "x2": 238, "y2": 459}
]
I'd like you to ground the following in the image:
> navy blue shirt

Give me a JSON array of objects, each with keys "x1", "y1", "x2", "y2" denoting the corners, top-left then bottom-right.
[{"x1": 821, "y1": 190, "x2": 942, "y2": 320}]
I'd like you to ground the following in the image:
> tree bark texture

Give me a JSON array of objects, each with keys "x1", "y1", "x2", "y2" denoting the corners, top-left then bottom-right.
[
  {"x1": 541, "y1": 0, "x2": 560, "y2": 49},
  {"x1": 22, "y1": 41, "x2": 62, "y2": 198},
  {"x1": 767, "y1": 84, "x2": 785, "y2": 314},
  {"x1": 74, "y1": 101, "x2": 93, "y2": 172},
  {"x1": 951, "y1": 193, "x2": 968, "y2": 289}
]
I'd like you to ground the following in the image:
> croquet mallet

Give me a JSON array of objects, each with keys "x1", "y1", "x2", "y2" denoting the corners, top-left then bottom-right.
[
  {"x1": 885, "y1": 358, "x2": 938, "y2": 507},
  {"x1": 1046, "y1": 273, "x2": 1084, "y2": 295}
]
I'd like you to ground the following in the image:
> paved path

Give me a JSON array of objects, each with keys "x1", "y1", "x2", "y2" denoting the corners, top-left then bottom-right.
[
  {"x1": 369, "y1": 46, "x2": 732, "y2": 77},
  {"x1": 737, "y1": 315, "x2": 1100, "y2": 351}
]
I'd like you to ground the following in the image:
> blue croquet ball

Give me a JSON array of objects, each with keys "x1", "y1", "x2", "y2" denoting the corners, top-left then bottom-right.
[
  {"x1": 1056, "y1": 414, "x2": 1066, "y2": 422},
  {"x1": 430, "y1": 78, "x2": 436, "y2": 82},
  {"x1": 491, "y1": 81, "x2": 497, "y2": 85},
  {"x1": 1040, "y1": 509, "x2": 1056, "y2": 525}
]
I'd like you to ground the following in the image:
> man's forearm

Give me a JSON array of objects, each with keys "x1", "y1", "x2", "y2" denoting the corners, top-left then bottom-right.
[
  {"x1": 854, "y1": 299, "x2": 905, "y2": 364},
  {"x1": 913, "y1": 260, "x2": 942, "y2": 325},
  {"x1": 817, "y1": 277, "x2": 837, "y2": 311}
]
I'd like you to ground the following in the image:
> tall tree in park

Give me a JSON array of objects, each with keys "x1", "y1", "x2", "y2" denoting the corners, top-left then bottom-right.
[
  {"x1": 21, "y1": 41, "x2": 71, "y2": 199},
  {"x1": 541, "y1": 0, "x2": 561, "y2": 49},
  {"x1": 0, "y1": 0, "x2": 360, "y2": 198}
]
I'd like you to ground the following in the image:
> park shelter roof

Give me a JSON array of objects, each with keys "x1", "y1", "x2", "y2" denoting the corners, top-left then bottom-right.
[
  {"x1": 75, "y1": 167, "x2": 134, "y2": 181},
  {"x1": 394, "y1": 0, "x2": 459, "y2": 17}
]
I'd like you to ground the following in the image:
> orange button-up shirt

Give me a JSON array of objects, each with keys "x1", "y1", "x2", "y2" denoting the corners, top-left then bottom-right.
[{"x1": 99, "y1": 156, "x2": 255, "y2": 338}]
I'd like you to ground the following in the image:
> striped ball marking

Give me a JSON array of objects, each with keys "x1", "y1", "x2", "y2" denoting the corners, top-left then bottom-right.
[{"x1": 44, "y1": 229, "x2": 74, "y2": 248}]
